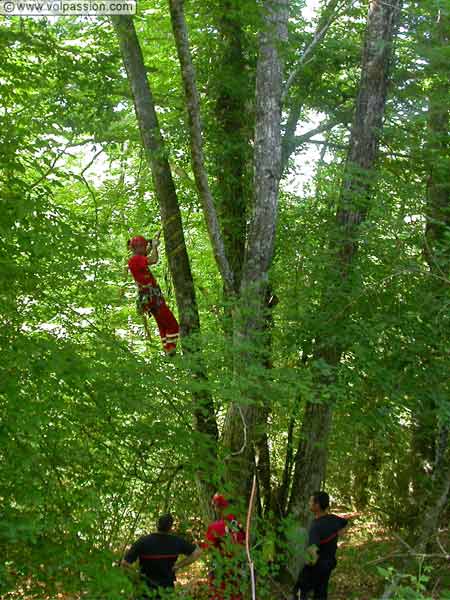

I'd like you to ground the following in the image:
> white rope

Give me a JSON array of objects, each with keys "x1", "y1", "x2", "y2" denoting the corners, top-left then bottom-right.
[{"x1": 245, "y1": 474, "x2": 257, "y2": 600}]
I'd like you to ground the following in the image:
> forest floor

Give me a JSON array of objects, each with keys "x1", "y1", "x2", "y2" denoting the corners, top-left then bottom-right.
[
  {"x1": 307, "y1": 518, "x2": 450, "y2": 600},
  {"x1": 2, "y1": 518, "x2": 449, "y2": 599},
  {"x1": 175, "y1": 517, "x2": 450, "y2": 599},
  {"x1": 176, "y1": 517, "x2": 450, "y2": 600}
]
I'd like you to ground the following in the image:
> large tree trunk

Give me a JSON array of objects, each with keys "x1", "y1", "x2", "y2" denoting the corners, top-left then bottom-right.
[
  {"x1": 337, "y1": 0, "x2": 404, "y2": 270},
  {"x1": 213, "y1": 1, "x2": 249, "y2": 291},
  {"x1": 288, "y1": 0, "x2": 403, "y2": 534},
  {"x1": 111, "y1": 16, "x2": 217, "y2": 517},
  {"x1": 222, "y1": 0, "x2": 290, "y2": 500}
]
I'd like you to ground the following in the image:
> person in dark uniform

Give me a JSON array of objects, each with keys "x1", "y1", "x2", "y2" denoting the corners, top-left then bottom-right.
[
  {"x1": 122, "y1": 514, "x2": 202, "y2": 599},
  {"x1": 293, "y1": 491, "x2": 348, "y2": 600}
]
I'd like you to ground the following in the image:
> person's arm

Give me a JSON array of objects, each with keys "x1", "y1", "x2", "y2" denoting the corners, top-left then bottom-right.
[
  {"x1": 337, "y1": 517, "x2": 349, "y2": 538},
  {"x1": 120, "y1": 559, "x2": 133, "y2": 569},
  {"x1": 173, "y1": 546, "x2": 202, "y2": 573},
  {"x1": 148, "y1": 231, "x2": 161, "y2": 265},
  {"x1": 120, "y1": 556, "x2": 142, "y2": 585},
  {"x1": 121, "y1": 538, "x2": 142, "y2": 567}
]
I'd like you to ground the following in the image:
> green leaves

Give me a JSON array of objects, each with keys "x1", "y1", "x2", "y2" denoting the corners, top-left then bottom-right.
[{"x1": 0, "y1": 2, "x2": 449, "y2": 598}]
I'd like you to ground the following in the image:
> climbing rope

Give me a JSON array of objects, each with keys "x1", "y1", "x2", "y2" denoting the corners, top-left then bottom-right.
[{"x1": 245, "y1": 474, "x2": 257, "y2": 600}]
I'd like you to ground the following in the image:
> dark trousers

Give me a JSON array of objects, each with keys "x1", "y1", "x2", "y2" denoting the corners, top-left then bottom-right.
[{"x1": 294, "y1": 560, "x2": 335, "y2": 600}]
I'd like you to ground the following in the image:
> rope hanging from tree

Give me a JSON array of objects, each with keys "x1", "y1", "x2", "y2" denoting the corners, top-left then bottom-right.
[{"x1": 245, "y1": 474, "x2": 257, "y2": 600}]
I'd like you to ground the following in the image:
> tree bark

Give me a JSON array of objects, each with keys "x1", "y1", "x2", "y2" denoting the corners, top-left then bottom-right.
[
  {"x1": 245, "y1": 0, "x2": 289, "y2": 288},
  {"x1": 222, "y1": 0, "x2": 290, "y2": 499},
  {"x1": 111, "y1": 16, "x2": 199, "y2": 338},
  {"x1": 413, "y1": 6, "x2": 450, "y2": 548},
  {"x1": 424, "y1": 11, "x2": 450, "y2": 276},
  {"x1": 337, "y1": 0, "x2": 403, "y2": 269},
  {"x1": 168, "y1": 0, "x2": 235, "y2": 294},
  {"x1": 213, "y1": 1, "x2": 249, "y2": 291},
  {"x1": 111, "y1": 15, "x2": 218, "y2": 517},
  {"x1": 288, "y1": 0, "x2": 402, "y2": 534}
]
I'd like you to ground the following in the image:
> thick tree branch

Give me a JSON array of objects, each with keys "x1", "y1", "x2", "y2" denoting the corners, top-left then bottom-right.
[
  {"x1": 243, "y1": 0, "x2": 290, "y2": 287},
  {"x1": 282, "y1": 117, "x2": 343, "y2": 170},
  {"x1": 337, "y1": 0, "x2": 403, "y2": 268},
  {"x1": 213, "y1": 3, "x2": 248, "y2": 291},
  {"x1": 168, "y1": 0, "x2": 235, "y2": 294}
]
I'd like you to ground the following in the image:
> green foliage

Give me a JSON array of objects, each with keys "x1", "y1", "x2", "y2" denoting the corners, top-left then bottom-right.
[
  {"x1": 377, "y1": 564, "x2": 435, "y2": 599},
  {"x1": 1, "y1": 0, "x2": 449, "y2": 598}
]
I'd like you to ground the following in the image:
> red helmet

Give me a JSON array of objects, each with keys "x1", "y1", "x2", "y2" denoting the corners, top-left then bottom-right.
[
  {"x1": 130, "y1": 236, "x2": 148, "y2": 249},
  {"x1": 212, "y1": 493, "x2": 229, "y2": 509}
]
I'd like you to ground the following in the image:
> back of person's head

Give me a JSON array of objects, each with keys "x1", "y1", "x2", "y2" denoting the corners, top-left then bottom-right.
[
  {"x1": 313, "y1": 491, "x2": 330, "y2": 511},
  {"x1": 157, "y1": 513, "x2": 174, "y2": 533}
]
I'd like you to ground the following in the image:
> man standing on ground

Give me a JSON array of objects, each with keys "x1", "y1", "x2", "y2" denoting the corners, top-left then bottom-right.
[
  {"x1": 293, "y1": 491, "x2": 348, "y2": 600},
  {"x1": 122, "y1": 513, "x2": 202, "y2": 599}
]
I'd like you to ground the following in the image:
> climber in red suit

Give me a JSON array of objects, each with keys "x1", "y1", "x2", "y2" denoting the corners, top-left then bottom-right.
[
  {"x1": 204, "y1": 494, "x2": 246, "y2": 600},
  {"x1": 127, "y1": 233, "x2": 179, "y2": 354}
]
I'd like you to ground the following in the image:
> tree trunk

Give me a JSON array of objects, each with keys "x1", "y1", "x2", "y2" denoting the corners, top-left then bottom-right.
[
  {"x1": 415, "y1": 432, "x2": 450, "y2": 553},
  {"x1": 111, "y1": 16, "x2": 217, "y2": 517},
  {"x1": 111, "y1": 16, "x2": 199, "y2": 338},
  {"x1": 168, "y1": 0, "x2": 235, "y2": 293},
  {"x1": 222, "y1": 0, "x2": 290, "y2": 500},
  {"x1": 288, "y1": 0, "x2": 402, "y2": 537},
  {"x1": 337, "y1": 0, "x2": 403, "y2": 269},
  {"x1": 413, "y1": 6, "x2": 450, "y2": 547},
  {"x1": 424, "y1": 11, "x2": 450, "y2": 276},
  {"x1": 213, "y1": 1, "x2": 249, "y2": 291}
]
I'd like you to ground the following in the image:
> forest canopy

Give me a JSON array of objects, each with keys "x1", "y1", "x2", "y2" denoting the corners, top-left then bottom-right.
[{"x1": 0, "y1": 0, "x2": 449, "y2": 598}]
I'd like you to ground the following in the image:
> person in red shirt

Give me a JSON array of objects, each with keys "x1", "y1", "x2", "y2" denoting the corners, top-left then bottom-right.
[
  {"x1": 204, "y1": 494, "x2": 246, "y2": 600},
  {"x1": 127, "y1": 233, "x2": 179, "y2": 354}
]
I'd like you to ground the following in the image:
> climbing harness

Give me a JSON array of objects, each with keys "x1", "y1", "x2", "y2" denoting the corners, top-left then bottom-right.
[{"x1": 136, "y1": 284, "x2": 164, "y2": 315}]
